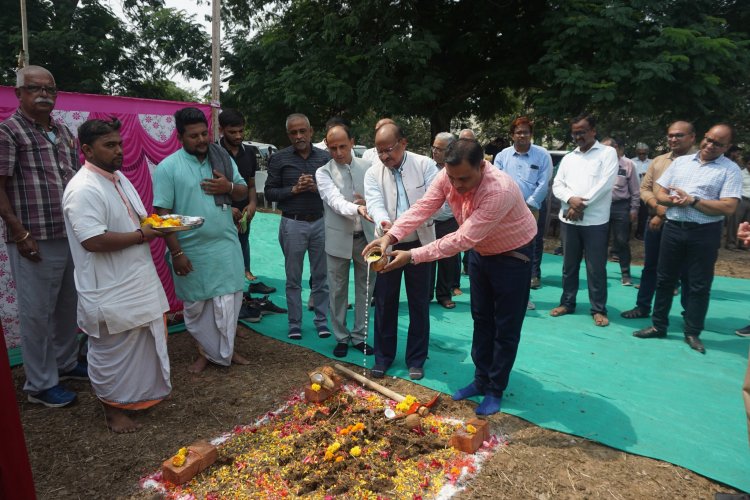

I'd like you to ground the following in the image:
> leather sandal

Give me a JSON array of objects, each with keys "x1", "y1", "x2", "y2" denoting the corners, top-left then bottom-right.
[
  {"x1": 438, "y1": 299, "x2": 456, "y2": 309},
  {"x1": 550, "y1": 305, "x2": 571, "y2": 317},
  {"x1": 620, "y1": 307, "x2": 649, "y2": 319}
]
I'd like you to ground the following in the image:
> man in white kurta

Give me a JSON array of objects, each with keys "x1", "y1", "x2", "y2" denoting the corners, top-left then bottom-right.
[{"x1": 62, "y1": 118, "x2": 170, "y2": 432}]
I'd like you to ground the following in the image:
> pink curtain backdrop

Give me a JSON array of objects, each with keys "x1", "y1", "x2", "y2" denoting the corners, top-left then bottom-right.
[{"x1": 1, "y1": 86, "x2": 211, "y2": 347}]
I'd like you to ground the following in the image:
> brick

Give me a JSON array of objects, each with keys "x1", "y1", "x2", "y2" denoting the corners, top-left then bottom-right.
[
  {"x1": 161, "y1": 440, "x2": 217, "y2": 485},
  {"x1": 304, "y1": 385, "x2": 336, "y2": 403},
  {"x1": 449, "y1": 418, "x2": 490, "y2": 454}
]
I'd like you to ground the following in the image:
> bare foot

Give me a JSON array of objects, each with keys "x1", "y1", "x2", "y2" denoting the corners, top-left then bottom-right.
[
  {"x1": 103, "y1": 404, "x2": 141, "y2": 433},
  {"x1": 550, "y1": 305, "x2": 571, "y2": 317},
  {"x1": 232, "y1": 352, "x2": 250, "y2": 365},
  {"x1": 245, "y1": 271, "x2": 256, "y2": 281},
  {"x1": 188, "y1": 353, "x2": 209, "y2": 373}
]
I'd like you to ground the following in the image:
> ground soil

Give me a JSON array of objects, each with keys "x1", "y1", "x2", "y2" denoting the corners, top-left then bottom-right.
[{"x1": 12, "y1": 237, "x2": 749, "y2": 499}]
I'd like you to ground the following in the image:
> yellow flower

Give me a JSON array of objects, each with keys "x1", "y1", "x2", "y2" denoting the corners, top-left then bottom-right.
[
  {"x1": 466, "y1": 424, "x2": 477, "y2": 434},
  {"x1": 395, "y1": 395, "x2": 417, "y2": 412},
  {"x1": 350, "y1": 446, "x2": 362, "y2": 457},
  {"x1": 335, "y1": 456, "x2": 344, "y2": 462},
  {"x1": 311, "y1": 383, "x2": 321, "y2": 392},
  {"x1": 171, "y1": 447, "x2": 188, "y2": 467}
]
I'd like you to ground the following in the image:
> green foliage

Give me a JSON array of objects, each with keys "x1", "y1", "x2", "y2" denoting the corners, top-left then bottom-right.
[
  {"x1": 0, "y1": 0, "x2": 209, "y2": 101},
  {"x1": 529, "y1": 0, "x2": 750, "y2": 147}
]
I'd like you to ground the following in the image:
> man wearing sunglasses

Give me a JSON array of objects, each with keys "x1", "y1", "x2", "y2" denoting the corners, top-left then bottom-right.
[
  {"x1": 634, "y1": 123, "x2": 742, "y2": 354},
  {"x1": 0, "y1": 65, "x2": 85, "y2": 408}
]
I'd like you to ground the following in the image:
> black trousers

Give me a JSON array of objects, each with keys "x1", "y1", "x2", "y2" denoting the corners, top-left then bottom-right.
[
  {"x1": 531, "y1": 199, "x2": 547, "y2": 279},
  {"x1": 373, "y1": 240, "x2": 431, "y2": 369},
  {"x1": 652, "y1": 220, "x2": 722, "y2": 336},
  {"x1": 560, "y1": 222, "x2": 609, "y2": 314},
  {"x1": 609, "y1": 199, "x2": 633, "y2": 275},
  {"x1": 429, "y1": 217, "x2": 461, "y2": 301}
]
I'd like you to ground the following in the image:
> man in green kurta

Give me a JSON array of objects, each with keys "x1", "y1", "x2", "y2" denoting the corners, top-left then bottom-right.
[{"x1": 153, "y1": 107, "x2": 249, "y2": 373}]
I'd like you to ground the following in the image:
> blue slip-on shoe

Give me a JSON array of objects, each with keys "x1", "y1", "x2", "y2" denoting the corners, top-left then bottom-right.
[
  {"x1": 27, "y1": 384, "x2": 77, "y2": 408},
  {"x1": 59, "y1": 361, "x2": 89, "y2": 381},
  {"x1": 452, "y1": 382, "x2": 483, "y2": 401},
  {"x1": 475, "y1": 395, "x2": 503, "y2": 416}
]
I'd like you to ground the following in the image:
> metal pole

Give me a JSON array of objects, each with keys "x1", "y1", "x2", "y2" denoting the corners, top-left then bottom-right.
[
  {"x1": 19, "y1": 0, "x2": 29, "y2": 67},
  {"x1": 210, "y1": 0, "x2": 221, "y2": 141}
]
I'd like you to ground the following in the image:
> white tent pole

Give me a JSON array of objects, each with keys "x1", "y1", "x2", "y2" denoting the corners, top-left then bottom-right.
[
  {"x1": 211, "y1": 0, "x2": 221, "y2": 141},
  {"x1": 19, "y1": 0, "x2": 29, "y2": 67}
]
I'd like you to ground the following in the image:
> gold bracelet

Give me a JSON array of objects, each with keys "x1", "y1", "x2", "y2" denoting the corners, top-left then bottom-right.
[
  {"x1": 14, "y1": 231, "x2": 30, "y2": 243},
  {"x1": 171, "y1": 250, "x2": 184, "y2": 258}
]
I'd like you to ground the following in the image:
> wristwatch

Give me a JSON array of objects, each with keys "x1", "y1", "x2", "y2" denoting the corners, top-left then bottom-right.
[{"x1": 691, "y1": 196, "x2": 701, "y2": 207}]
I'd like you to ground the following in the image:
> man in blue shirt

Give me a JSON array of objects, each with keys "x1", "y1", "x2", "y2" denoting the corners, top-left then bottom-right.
[
  {"x1": 494, "y1": 116, "x2": 551, "y2": 299},
  {"x1": 634, "y1": 123, "x2": 742, "y2": 353}
]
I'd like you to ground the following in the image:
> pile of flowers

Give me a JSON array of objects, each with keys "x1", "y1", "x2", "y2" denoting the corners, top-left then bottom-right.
[{"x1": 141, "y1": 385, "x2": 504, "y2": 499}]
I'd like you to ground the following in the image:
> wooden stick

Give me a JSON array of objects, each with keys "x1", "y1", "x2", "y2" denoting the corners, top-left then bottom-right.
[{"x1": 334, "y1": 364, "x2": 405, "y2": 403}]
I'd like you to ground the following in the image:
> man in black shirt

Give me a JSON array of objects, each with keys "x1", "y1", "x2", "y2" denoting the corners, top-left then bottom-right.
[{"x1": 265, "y1": 113, "x2": 332, "y2": 340}]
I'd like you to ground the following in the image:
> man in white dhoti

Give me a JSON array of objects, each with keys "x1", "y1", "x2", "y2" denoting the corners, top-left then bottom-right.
[
  {"x1": 63, "y1": 118, "x2": 171, "y2": 433},
  {"x1": 153, "y1": 107, "x2": 250, "y2": 373}
]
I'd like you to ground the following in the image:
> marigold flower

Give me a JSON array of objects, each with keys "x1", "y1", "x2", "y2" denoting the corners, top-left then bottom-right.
[
  {"x1": 311, "y1": 383, "x2": 321, "y2": 392},
  {"x1": 350, "y1": 446, "x2": 362, "y2": 457},
  {"x1": 466, "y1": 424, "x2": 477, "y2": 434}
]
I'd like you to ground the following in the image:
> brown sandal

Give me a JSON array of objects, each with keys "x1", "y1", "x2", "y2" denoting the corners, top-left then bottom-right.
[
  {"x1": 550, "y1": 305, "x2": 571, "y2": 317},
  {"x1": 593, "y1": 312, "x2": 609, "y2": 327}
]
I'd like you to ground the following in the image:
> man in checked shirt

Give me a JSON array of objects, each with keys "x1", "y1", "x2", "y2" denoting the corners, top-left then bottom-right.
[{"x1": 0, "y1": 65, "x2": 86, "y2": 408}]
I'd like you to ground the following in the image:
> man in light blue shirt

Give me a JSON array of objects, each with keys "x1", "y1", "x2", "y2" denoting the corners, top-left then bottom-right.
[
  {"x1": 364, "y1": 123, "x2": 438, "y2": 380},
  {"x1": 494, "y1": 117, "x2": 552, "y2": 295}
]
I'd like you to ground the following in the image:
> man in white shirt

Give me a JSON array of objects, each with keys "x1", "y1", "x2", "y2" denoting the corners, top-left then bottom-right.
[
  {"x1": 63, "y1": 118, "x2": 171, "y2": 433},
  {"x1": 364, "y1": 123, "x2": 438, "y2": 380},
  {"x1": 316, "y1": 125, "x2": 376, "y2": 358},
  {"x1": 551, "y1": 114, "x2": 618, "y2": 327}
]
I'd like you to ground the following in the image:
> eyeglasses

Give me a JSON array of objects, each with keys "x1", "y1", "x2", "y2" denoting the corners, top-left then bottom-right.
[
  {"x1": 667, "y1": 133, "x2": 688, "y2": 139},
  {"x1": 377, "y1": 142, "x2": 401, "y2": 157},
  {"x1": 19, "y1": 85, "x2": 58, "y2": 95},
  {"x1": 571, "y1": 129, "x2": 590, "y2": 138},
  {"x1": 431, "y1": 146, "x2": 446, "y2": 152},
  {"x1": 703, "y1": 136, "x2": 728, "y2": 148},
  {"x1": 513, "y1": 130, "x2": 531, "y2": 136}
]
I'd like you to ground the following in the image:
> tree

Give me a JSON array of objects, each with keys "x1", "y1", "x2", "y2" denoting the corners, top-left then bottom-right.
[
  {"x1": 529, "y1": 0, "x2": 750, "y2": 146},
  {"x1": 222, "y1": 0, "x2": 547, "y2": 144},
  {"x1": 0, "y1": 0, "x2": 210, "y2": 100}
]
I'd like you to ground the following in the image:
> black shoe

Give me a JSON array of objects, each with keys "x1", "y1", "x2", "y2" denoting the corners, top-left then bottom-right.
[
  {"x1": 251, "y1": 295, "x2": 287, "y2": 315},
  {"x1": 333, "y1": 342, "x2": 349, "y2": 358},
  {"x1": 371, "y1": 364, "x2": 386, "y2": 378},
  {"x1": 633, "y1": 326, "x2": 666, "y2": 339},
  {"x1": 248, "y1": 282, "x2": 276, "y2": 294},
  {"x1": 684, "y1": 335, "x2": 706, "y2": 354},
  {"x1": 352, "y1": 342, "x2": 373, "y2": 355},
  {"x1": 238, "y1": 304, "x2": 261, "y2": 322},
  {"x1": 621, "y1": 307, "x2": 649, "y2": 319},
  {"x1": 735, "y1": 325, "x2": 750, "y2": 337}
]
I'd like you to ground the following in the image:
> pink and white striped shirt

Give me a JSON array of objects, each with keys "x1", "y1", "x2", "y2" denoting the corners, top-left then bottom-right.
[{"x1": 388, "y1": 161, "x2": 537, "y2": 264}]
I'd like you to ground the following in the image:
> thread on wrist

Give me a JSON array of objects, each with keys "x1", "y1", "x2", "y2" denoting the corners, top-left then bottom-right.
[{"x1": 135, "y1": 228, "x2": 145, "y2": 244}]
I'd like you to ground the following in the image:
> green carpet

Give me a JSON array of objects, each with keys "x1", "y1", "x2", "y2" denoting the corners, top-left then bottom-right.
[{"x1": 240, "y1": 212, "x2": 750, "y2": 493}]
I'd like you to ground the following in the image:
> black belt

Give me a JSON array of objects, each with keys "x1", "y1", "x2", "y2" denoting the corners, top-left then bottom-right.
[
  {"x1": 666, "y1": 219, "x2": 702, "y2": 229},
  {"x1": 353, "y1": 231, "x2": 365, "y2": 239},
  {"x1": 282, "y1": 212, "x2": 323, "y2": 222}
]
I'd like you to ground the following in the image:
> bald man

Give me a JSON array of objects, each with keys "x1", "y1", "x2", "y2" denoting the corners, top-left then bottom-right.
[
  {"x1": 364, "y1": 123, "x2": 438, "y2": 380},
  {"x1": 361, "y1": 118, "x2": 396, "y2": 163}
]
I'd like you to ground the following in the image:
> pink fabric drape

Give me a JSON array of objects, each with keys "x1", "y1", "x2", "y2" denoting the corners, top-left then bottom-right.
[{"x1": 0, "y1": 86, "x2": 212, "y2": 330}]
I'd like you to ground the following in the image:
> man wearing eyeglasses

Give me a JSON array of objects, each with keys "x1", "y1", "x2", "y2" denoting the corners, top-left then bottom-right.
[
  {"x1": 493, "y1": 116, "x2": 552, "y2": 299},
  {"x1": 621, "y1": 121, "x2": 696, "y2": 321},
  {"x1": 428, "y1": 132, "x2": 461, "y2": 309},
  {"x1": 0, "y1": 65, "x2": 84, "y2": 408},
  {"x1": 633, "y1": 123, "x2": 742, "y2": 354},
  {"x1": 551, "y1": 113, "x2": 618, "y2": 327},
  {"x1": 364, "y1": 123, "x2": 438, "y2": 380}
]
